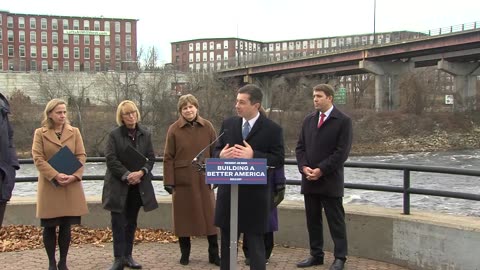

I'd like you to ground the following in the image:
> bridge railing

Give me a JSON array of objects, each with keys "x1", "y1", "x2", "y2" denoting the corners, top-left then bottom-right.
[
  {"x1": 15, "y1": 157, "x2": 480, "y2": 215},
  {"x1": 426, "y1": 21, "x2": 480, "y2": 36}
]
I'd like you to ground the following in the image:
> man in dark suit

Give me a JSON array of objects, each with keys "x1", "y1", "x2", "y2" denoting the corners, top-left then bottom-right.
[
  {"x1": 295, "y1": 84, "x2": 352, "y2": 270},
  {"x1": 214, "y1": 84, "x2": 285, "y2": 270}
]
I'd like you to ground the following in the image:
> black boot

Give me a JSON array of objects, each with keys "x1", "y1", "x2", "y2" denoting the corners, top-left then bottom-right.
[
  {"x1": 109, "y1": 257, "x2": 124, "y2": 270},
  {"x1": 57, "y1": 260, "x2": 68, "y2": 270},
  {"x1": 179, "y1": 237, "x2": 191, "y2": 265},
  {"x1": 124, "y1": 255, "x2": 142, "y2": 269},
  {"x1": 207, "y1": 234, "x2": 221, "y2": 266}
]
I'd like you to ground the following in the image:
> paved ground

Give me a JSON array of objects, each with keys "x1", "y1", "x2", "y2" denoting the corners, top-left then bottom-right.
[{"x1": 0, "y1": 238, "x2": 412, "y2": 270}]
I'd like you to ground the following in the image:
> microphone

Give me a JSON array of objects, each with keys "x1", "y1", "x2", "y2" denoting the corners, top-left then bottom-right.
[{"x1": 192, "y1": 129, "x2": 228, "y2": 166}]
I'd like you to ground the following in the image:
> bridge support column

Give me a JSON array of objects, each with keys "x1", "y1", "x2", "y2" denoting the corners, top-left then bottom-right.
[
  {"x1": 437, "y1": 59, "x2": 480, "y2": 111},
  {"x1": 360, "y1": 60, "x2": 413, "y2": 111}
]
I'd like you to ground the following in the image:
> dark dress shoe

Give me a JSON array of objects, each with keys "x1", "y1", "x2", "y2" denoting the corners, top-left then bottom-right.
[
  {"x1": 48, "y1": 265, "x2": 58, "y2": 270},
  {"x1": 296, "y1": 256, "x2": 324, "y2": 268},
  {"x1": 109, "y1": 258, "x2": 124, "y2": 270},
  {"x1": 245, "y1": 258, "x2": 250, "y2": 265},
  {"x1": 124, "y1": 256, "x2": 142, "y2": 269},
  {"x1": 329, "y1": 258, "x2": 345, "y2": 270},
  {"x1": 57, "y1": 260, "x2": 68, "y2": 270},
  {"x1": 209, "y1": 254, "x2": 221, "y2": 266}
]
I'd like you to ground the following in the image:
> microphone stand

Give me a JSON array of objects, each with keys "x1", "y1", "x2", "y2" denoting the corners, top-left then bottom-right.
[{"x1": 191, "y1": 130, "x2": 226, "y2": 171}]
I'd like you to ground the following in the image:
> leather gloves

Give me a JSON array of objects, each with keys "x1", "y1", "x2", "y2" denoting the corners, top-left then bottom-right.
[{"x1": 164, "y1": 185, "x2": 174, "y2": 194}]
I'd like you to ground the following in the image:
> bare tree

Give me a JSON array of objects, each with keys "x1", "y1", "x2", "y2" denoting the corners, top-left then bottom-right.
[
  {"x1": 185, "y1": 71, "x2": 238, "y2": 127},
  {"x1": 399, "y1": 67, "x2": 446, "y2": 114},
  {"x1": 32, "y1": 72, "x2": 94, "y2": 132},
  {"x1": 350, "y1": 74, "x2": 374, "y2": 109},
  {"x1": 140, "y1": 46, "x2": 162, "y2": 72}
]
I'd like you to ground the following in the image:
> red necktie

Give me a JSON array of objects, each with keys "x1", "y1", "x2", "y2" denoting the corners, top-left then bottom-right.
[{"x1": 317, "y1": 113, "x2": 326, "y2": 128}]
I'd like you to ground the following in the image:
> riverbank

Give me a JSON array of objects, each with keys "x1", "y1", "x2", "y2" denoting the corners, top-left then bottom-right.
[
  {"x1": 349, "y1": 111, "x2": 480, "y2": 156},
  {"x1": 351, "y1": 129, "x2": 480, "y2": 155}
]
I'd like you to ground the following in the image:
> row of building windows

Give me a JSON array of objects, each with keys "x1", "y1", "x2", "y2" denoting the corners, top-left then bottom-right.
[
  {"x1": 0, "y1": 58, "x2": 124, "y2": 72},
  {"x1": 186, "y1": 40, "x2": 262, "y2": 52},
  {"x1": 189, "y1": 62, "x2": 229, "y2": 71},
  {"x1": 188, "y1": 51, "x2": 230, "y2": 62},
  {"x1": 185, "y1": 34, "x2": 392, "y2": 54},
  {"x1": 1, "y1": 44, "x2": 132, "y2": 60},
  {"x1": 185, "y1": 49, "x2": 349, "y2": 64},
  {"x1": 1, "y1": 29, "x2": 131, "y2": 46},
  {"x1": 1, "y1": 16, "x2": 131, "y2": 33},
  {"x1": 264, "y1": 35, "x2": 391, "y2": 51}
]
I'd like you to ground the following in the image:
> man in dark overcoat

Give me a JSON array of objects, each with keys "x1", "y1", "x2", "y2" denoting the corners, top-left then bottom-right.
[
  {"x1": 295, "y1": 84, "x2": 352, "y2": 270},
  {"x1": 214, "y1": 84, "x2": 285, "y2": 270},
  {"x1": 0, "y1": 92, "x2": 20, "y2": 227}
]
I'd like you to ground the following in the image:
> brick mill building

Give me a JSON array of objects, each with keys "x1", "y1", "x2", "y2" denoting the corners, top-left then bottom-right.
[{"x1": 0, "y1": 10, "x2": 138, "y2": 72}]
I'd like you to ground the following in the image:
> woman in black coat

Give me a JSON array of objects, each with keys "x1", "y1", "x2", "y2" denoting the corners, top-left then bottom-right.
[{"x1": 102, "y1": 100, "x2": 158, "y2": 270}]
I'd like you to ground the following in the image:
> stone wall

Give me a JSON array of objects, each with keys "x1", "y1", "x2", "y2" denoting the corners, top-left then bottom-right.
[{"x1": 0, "y1": 71, "x2": 187, "y2": 104}]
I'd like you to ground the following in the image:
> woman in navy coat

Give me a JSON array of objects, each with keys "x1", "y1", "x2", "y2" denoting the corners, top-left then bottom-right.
[{"x1": 0, "y1": 92, "x2": 19, "y2": 227}]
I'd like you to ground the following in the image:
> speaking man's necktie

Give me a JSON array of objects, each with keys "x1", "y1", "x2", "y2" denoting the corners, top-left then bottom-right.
[
  {"x1": 242, "y1": 121, "x2": 250, "y2": 139},
  {"x1": 317, "y1": 113, "x2": 326, "y2": 128}
]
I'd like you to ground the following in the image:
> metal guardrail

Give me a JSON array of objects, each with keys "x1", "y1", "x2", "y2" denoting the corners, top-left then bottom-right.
[
  {"x1": 426, "y1": 21, "x2": 480, "y2": 36},
  {"x1": 17, "y1": 157, "x2": 480, "y2": 215}
]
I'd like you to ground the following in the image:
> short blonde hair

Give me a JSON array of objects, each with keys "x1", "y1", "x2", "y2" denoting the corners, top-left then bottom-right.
[
  {"x1": 41, "y1": 98, "x2": 70, "y2": 129},
  {"x1": 177, "y1": 94, "x2": 199, "y2": 113},
  {"x1": 116, "y1": 100, "x2": 141, "y2": 126}
]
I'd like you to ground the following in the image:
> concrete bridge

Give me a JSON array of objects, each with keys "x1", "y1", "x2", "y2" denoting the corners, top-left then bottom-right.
[{"x1": 218, "y1": 27, "x2": 480, "y2": 112}]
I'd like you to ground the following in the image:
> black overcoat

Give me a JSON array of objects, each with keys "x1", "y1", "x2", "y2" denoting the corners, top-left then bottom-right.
[
  {"x1": 295, "y1": 107, "x2": 352, "y2": 197},
  {"x1": 102, "y1": 124, "x2": 158, "y2": 213},
  {"x1": 213, "y1": 114, "x2": 284, "y2": 233}
]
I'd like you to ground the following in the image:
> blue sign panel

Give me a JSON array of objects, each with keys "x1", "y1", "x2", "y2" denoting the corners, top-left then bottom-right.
[{"x1": 205, "y1": 158, "x2": 267, "y2": 185}]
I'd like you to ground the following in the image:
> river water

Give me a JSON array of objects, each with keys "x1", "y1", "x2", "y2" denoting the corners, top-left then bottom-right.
[{"x1": 13, "y1": 149, "x2": 480, "y2": 217}]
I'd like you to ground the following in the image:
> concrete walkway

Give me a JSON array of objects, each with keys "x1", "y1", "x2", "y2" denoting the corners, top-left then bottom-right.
[{"x1": 0, "y1": 237, "x2": 412, "y2": 270}]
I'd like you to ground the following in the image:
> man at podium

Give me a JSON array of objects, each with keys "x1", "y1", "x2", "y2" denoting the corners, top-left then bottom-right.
[{"x1": 213, "y1": 84, "x2": 285, "y2": 270}]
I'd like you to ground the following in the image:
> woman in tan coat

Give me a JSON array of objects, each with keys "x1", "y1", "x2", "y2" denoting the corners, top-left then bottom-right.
[
  {"x1": 163, "y1": 94, "x2": 220, "y2": 266},
  {"x1": 32, "y1": 99, "x2": 88, "y2": 270}
]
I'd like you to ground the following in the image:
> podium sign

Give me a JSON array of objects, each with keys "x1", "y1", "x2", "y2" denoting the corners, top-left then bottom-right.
[
  {"x1": 205, "y1": 158, "x2": 267, "y2": 270},
  {"x1": 205, "y1": 158, "x2": 267, "y2": 184}
]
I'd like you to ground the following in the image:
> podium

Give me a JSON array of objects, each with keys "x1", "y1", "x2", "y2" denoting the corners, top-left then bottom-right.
[{"x1": 206, "y1": 158, "x2": 267, "y2": 270}]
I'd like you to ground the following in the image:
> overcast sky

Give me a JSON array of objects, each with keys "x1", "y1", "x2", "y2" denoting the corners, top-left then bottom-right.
[{"x1": 3, "y1": 0, "x2": 480, "y2": 64}]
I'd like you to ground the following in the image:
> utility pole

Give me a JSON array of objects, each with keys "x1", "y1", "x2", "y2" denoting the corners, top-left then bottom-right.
[{"x1": 373, "y1": 0, "x2": 377, "y2": 45}]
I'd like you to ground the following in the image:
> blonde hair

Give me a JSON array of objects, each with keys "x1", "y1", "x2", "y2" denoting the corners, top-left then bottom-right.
[
  {"x1": 116, "y1": 100, "x2": 141, "y2": 126},
  {"x1": 177, "y1": 94, "x2": 199, "y2": 113},
  {"x1": 41, "y1": 99, "x2": 70, "y2": 129}
]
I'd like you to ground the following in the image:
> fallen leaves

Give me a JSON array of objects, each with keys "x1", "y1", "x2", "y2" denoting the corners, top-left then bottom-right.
[{"x1": 0, "y1": 225, "x2": 177, "y2": 252}]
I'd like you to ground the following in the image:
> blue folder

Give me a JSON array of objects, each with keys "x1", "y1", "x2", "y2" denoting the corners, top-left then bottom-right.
[{"x1": 48, "y1": 145, "x2": 83, "y2": 175}]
